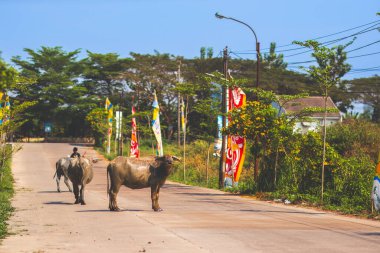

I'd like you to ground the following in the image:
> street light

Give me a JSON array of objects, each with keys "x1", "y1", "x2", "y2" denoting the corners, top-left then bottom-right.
[{"x1": 215, "y1": 12, "x2": 260, "y2": 88}]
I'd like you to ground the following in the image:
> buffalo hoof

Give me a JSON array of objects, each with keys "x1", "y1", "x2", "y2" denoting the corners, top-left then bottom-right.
[
  {"x1": 80, "y1": 202, "x2": 86, "y2": 205},
  {"x1": 110, "y1": 206, "x2": 121, "y2": 212},
  {"x1": 57, "y1": 189, "x2": 61, "y2": 193},
  {"x1": 74, "y1": 200, "x2": 80, "y2": 204},
  {"x1": 153, "y1": 208, "x2": 163, "y2": 212}
]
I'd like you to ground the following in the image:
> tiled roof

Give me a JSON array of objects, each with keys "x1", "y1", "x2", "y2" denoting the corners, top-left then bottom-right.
[{"x1": 280, "y1": 96, "x2": 341, "y2": 118}]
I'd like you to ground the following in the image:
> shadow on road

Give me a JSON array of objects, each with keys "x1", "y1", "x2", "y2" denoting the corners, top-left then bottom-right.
[
  {"x1": 163, "y1": 184, "x2": 193, "y2": 190},
  {"x1": 175, "y1": 192, "x2": 233, "y2": 196},
  {"x1": 76, "y1": 209, "x2": 144, "y2": 213},
  {"x1": 68, "y1": 143, "x2": 94, "y2": 147},
  {"x1": 44, "y1": 201, "x2": 73, "y2": 205},
  {"x1": 238, "y1": 209, "x2": 325, "y2": 215},
  {"x1": 358, "y1": 232, "x2": 380, "y2": 236},
  {"x1": 38, "y1": 190, "x2": 69, "y2": 194}
]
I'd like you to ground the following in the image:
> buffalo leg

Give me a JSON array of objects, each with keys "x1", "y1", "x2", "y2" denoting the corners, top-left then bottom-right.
[
  {"x1": 63, "y1": 175, "x2": 72, "y2": 192},
  {"x1": 151, "y1": 185, "x2": 162, "y2": 212},
  {"x1": 73, "y1": 184, "x2": 80, "y2": 204},
  {"x1": 109, "y1": 182, "x2": 121, "y2": 211},
  {"x1": 56, "y1": 175, "x2": 61, "y2": 192},
  {"x1": 80, "y1": 184, "x2": 86, "y2": 205}
]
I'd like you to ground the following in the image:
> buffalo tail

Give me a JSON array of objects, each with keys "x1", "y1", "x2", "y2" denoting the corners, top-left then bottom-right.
[{"x1": 106, "y1": 164, "x2": 110, "y2": 198}]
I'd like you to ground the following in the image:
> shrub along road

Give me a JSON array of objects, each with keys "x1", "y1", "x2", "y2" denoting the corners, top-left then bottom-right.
[{"x1": 0, "y1": 143, "x2": 379, "y2": 253}]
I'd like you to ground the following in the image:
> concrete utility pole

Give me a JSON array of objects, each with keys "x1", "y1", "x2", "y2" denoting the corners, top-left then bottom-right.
[
  {"x1": 218, "y1": 46, "x2": 228, "y2": 189},
  {"x1": 177, "y1": 60, "x2": 181, "y2": 147}
]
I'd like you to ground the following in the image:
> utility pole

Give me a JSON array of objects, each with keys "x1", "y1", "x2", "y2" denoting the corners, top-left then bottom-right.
[
  {"x1": 177, "y1": 60, "x2": 181, "y2": 147},
  {"x1": 256, "y1": 42, "x2": 260, "y2": 88},
  {"x1": 218, "y1": 46, "x2": 228, "y2": 189}
]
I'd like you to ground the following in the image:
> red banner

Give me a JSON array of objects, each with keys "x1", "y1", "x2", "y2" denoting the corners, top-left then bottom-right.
[
  {"x1": 225, "y1": 87, "x2": 246, "y2": 183},
  {"x1": 130, "y1": 106, "x2": 139, "y2": 158}
]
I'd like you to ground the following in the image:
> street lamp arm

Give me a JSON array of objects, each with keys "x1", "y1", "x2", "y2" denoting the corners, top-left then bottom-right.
[{"x1": 215, "y1": 13, "x2": 258, "y2": 45}]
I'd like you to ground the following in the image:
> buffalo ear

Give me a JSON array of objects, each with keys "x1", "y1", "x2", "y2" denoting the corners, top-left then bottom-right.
[{"x1": 172, "y1": 156, "x2": 181, "y2": 162}]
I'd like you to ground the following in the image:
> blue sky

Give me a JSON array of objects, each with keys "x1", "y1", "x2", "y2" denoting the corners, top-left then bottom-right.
[{"x1": 1, "y1": 0, "x2": 379, "y2": 78}]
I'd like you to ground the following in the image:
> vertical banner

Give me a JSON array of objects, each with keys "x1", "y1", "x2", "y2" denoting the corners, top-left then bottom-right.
[
  {"x1": 115, "y1": 111, "x2": 122, "y2": 140},
  {"x1": 152, "y1": 92, "x2": 163, "y2": 156},
  {"x1": 0, "y1": 92, "x2": 4, "y2": 125},
  {"x1": 181, "y1": 97, "x2": 187, "y2": 181},
  {"x1": 213, "y1": 115, "x2": 223, "y2": 157},
  {"x1": 225, "y1": 87, "x2": 247, "y2": 185},
  {"x1": 181, "y1": 97, "x2": 186, "y2": 135},
  {"x1": 130, "y1": 106, "x2": 139, "y2": 158},
  {"x1": 372, "y1": 151, "x2": 380, "y2": 211},
  {"x1": 105, "y1": 98, "x2": 113, "y2": 154}
]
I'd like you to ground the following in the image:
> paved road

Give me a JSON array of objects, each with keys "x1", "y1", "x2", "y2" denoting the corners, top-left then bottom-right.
[{"x1": 0, "y1": 143, "x2": 379, "y2": 253}]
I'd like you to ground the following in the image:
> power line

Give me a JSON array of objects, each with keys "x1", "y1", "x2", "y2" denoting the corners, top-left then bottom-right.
[
  {"x1": 349, "y1": 51, "x2": 380, "y2": 59},
  {"x1": 346, "y1": 40, "x2": 380, "y2": 53},
  {"x1": 287, "y1": 51, "x2": 380, "y2": 65},
  {"x1": 351, "y1": 65, "x2": 380, "y2": 71},
  {"x1": 234, "y1": 20, "x2": 380, "y2": 53},
  {"x1": 229, "y1": 51, "x2": 244, "y2": 60},
  {"x1": 283, "y1": 26, "x2": 380, "y2": 58},
  {"x1": 234, "y1": 25, "x2": 379, "y2": 57},
  {"x1": 272, "y1": 19, "x2": 380, "y2": 50}
]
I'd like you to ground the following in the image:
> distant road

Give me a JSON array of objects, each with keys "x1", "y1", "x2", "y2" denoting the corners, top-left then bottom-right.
[{"x1": 1, "y1": 143, "x2": 379, "y2": 253}]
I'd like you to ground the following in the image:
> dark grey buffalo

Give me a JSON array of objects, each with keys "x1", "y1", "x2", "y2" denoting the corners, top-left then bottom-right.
[
  {"x1": 107, "y1": 155, "x2": 180, "y2": 212},
  {"x1": 54, "y1": 157, "x2": 72, "y2": 192},
  {"x1": 68, "y1": 157, "x2": 94, "y2": 205}
]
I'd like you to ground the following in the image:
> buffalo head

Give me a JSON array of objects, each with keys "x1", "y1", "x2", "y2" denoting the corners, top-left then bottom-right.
[{"x1": 155, "y1": 155, "x2": 181, "y2": 165}]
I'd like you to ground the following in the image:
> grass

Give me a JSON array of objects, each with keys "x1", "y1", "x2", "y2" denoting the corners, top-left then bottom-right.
[
  {"x1": 0, "y1": 158, "x2": 14, "y2": 238},
  {"x1": 93, "y1": 140, "x2": 380, "y2": 218}
]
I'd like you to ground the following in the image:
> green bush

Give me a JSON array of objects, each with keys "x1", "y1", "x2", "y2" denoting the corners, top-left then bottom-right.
[{"x1": 0, "y1": 157, "x2": 14, "y2": 238}]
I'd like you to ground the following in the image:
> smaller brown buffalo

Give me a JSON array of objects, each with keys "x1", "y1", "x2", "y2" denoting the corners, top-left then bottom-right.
[
  {"x1": 68, "y1": 157, "x2": 94, "y2": 205},
  {"x1": 107, "y1": 155, "x2": 180, "y2": 212}
]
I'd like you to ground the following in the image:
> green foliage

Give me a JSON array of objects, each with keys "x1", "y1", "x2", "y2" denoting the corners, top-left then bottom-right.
[
  {"x1": 12, "y1": 46, "x2": 94, "y2": 137},
  {"x1": 85, "y1": 108, "x2": 108, "y2": 146},
  {"x1": 347, "y1": 76, "x2": 380, "y2": 122},
  {"x1": 0, "y1": 148, "x2": 14, "y2": 238},
  {"x1": 293, "y1": 40, "x2": 352, "y2": 94},
  {"x1": 327, "y1": 119, "x2": 380, "y2": 161},
  {"x1": 82, "y1": 51, "x2": 131, "y2": 97},
  {"x1": 326, "y1": 155, "x2": 374, "y2": 213},
  {"x1": 170, "y1": 140, "x2": 219, "y2": 188},
  {"x1": 263, "y1": 42, "x2": 287, "y2": 69}
]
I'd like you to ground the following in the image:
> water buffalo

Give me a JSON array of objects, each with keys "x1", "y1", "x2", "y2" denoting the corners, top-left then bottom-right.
[
  {"x1": 53, "y1": 157, "x2": 72, "y2": 192},
  {"x1": 107, "y1": 155, "x2": 180, "y2": 212},
  {"x1": 68, "y1": 157, "x2": 94, "y2": 205}
]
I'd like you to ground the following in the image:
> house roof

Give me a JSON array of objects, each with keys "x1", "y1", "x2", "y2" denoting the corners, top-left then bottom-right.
[{"x1": 280, "y1": 96, "x2": 341, "y2": 118}]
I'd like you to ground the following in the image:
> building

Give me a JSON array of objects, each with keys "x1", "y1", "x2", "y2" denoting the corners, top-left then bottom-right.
[{"x1": 275, "y1": 96, "x2": 342, "y2": 134}]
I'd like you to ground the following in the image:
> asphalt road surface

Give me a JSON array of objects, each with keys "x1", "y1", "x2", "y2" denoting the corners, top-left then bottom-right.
[{"x1": 0, "y1": 143, "x2": 379, "y2": 253}]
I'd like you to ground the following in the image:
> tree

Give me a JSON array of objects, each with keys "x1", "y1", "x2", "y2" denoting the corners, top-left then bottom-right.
[
  {"x1": 263, "y1": 42, "x2": 287, "y2": 69},
  {"x1": 0, "y1": 58, "x2": 36, "y2": 176},
  {"x1": 81, "y1": 51, "x2": 131, "y2": 97},
  {"x1": 293, "y1": 40, "x2": 352, "y2": 201},
  {"x1": 85, "y1": 108, "x2": 108, "y2": 146},
  {"x1": 223, "y1": 88, "x2": 295, "y2": 184},
  {"x1": 207, "y1": 48, "x2": 213, "y2": 59},
  {"x1": 348, "y1": 76, "x2": 380, "y2": 122},
  {"x1": 122, "y1": 52, "x2": 178, "y2": 140},
  {"x1": 200, "y1": 47, "x2": 206, "y2": 59},
  {"x1": 12, "y1": 46, "x2": 91, "y2": 137}
]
